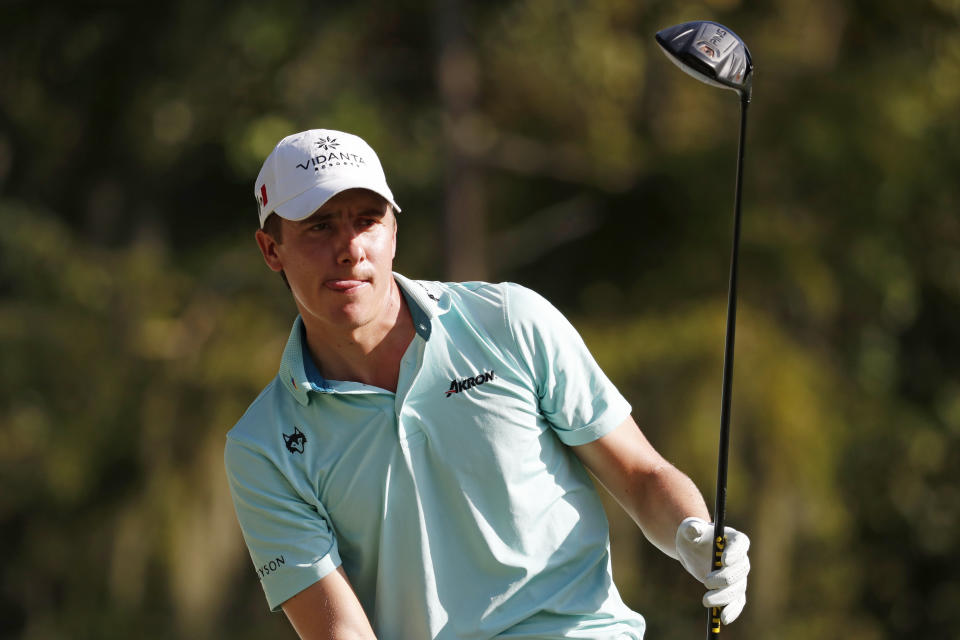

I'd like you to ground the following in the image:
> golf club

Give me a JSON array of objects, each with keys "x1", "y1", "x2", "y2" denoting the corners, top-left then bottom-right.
[{"x1": 654, "y1": 20, "x2": 753, "y2": 640}]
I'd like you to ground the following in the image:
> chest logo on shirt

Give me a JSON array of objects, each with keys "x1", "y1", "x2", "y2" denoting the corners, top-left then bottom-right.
[
  {"x1": 445, "y1": 370, "x2": 495, "y2": 397},
  {"x1": 283, "y1": 426, "x2": 307, "y2": 454}
]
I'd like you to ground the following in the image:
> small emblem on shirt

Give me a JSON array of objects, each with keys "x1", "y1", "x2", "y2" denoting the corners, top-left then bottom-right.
[
  {"x1": 283, "y1": 426, "x2": 307, "y2": 454},
  {"x1": 445, "y1": 370, "x2": 495, "y2": 397}
]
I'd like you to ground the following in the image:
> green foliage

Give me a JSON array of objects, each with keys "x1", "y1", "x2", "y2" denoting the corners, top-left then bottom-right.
[
  {"x1": 2, "y1": 1, "x2": 960, "y2": 638},
  {"x1": 0, "y1": 202, "x2": 294, "y2": 638}
]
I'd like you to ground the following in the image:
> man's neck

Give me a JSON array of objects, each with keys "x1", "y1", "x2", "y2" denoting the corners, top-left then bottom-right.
[{"x1": 301, "y1": 283, "x2": 415, "y2": 393}]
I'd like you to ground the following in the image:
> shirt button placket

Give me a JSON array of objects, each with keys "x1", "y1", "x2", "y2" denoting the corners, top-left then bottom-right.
[{"x1": 394, "y1": 337, "x2": 425, "y2": 441}]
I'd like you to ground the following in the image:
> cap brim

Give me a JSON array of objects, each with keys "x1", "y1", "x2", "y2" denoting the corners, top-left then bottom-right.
[{"x1": 269, "y1": 177, "x2": 401, "y2": 225}]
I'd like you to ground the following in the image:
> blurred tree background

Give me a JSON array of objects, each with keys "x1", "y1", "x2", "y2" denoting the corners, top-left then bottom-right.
[{"x1": 2, "y1": 0, "x2": 959, "y2": 638}]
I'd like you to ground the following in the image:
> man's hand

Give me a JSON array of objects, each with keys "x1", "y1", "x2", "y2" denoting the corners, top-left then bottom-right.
[{"x1": 675, "y1": 517, "x2": 750, "y2": 624}]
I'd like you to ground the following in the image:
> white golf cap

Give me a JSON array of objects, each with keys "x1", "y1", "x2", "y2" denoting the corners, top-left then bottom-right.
[{"x1": 254, "y1": 129, "x2": 400, "y2": 227}]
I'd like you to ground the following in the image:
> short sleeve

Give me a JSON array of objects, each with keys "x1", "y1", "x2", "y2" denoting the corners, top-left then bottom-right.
[
  {"x1": 225, "y1": 437, "x2": 342, "y2": 611},
  {"x1": 504, "y1": 283, "x2": 632, "y2": 446}
]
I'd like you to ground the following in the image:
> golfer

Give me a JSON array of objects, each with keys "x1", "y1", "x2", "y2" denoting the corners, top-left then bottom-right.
[{"x1": 225, "y1": 129, "x2": 750, "y2": 639}]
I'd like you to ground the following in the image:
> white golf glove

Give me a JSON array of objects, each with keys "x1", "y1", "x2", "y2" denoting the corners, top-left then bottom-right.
[{"x1": 675, "y1": 516, "x2": 750, "y2": 625}]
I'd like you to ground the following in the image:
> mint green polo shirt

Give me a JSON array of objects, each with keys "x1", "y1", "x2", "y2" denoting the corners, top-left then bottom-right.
[{"x1": 225, "y1": 274, "x2": 645, "y2": 639}]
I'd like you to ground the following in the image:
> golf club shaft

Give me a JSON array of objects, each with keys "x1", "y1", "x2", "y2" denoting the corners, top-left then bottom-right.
[{"x1": 708, "y1": 94, "x2": 749, "y2": 640}]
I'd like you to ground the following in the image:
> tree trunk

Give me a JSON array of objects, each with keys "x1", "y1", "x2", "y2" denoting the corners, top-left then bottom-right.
[{"x1": 436, "y1": 0, "x2": 487, "y2": 281}]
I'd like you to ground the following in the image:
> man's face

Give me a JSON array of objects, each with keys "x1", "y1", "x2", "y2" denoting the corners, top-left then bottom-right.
[{"x1": 256, "y1": 188, "x2": 398, "y2": 333}]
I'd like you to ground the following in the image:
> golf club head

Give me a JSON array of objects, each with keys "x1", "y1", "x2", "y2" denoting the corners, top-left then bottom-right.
[{"x1": 655, "y1": 21, "x2": 753, "y2": 100}]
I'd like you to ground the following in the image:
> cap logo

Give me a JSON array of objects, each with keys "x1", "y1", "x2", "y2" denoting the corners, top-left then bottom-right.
[
  {"x1": 294, "y1": 139, "x2": 367, "y2": 174},
  {"x1": 315, "y1": 136, "x2": 340, "y2": 151},
  {"x1": 260, "y1": 184, "x2": 268, "y2": 206}
]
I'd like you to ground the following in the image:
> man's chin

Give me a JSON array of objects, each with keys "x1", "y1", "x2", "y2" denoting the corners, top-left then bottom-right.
[
  {"x1": 315, "y1": 301, "x2": 380, "y2": 331},
  {"x1": 297, "y1": 283, "x2": 394, "y2": 333}
]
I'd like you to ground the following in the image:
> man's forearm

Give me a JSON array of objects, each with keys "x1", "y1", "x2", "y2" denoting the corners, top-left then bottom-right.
[
  {"x1": 282, "y1": 567, "x2": 378, "y2": 640},
  {"x1": 572, "y1": 417, "x2": 711, "y2": 558},
  {"x1": 626, "y1": 461, "x2": 711, "y2": 558}
]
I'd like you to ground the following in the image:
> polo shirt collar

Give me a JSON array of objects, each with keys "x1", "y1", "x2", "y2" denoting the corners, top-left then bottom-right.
[
  {"x1": 277, "y1": 272, "x2": 449, "y2": 405},
  {"x1": 393, "y1": 271, "x2": 449, "y2": 335}
]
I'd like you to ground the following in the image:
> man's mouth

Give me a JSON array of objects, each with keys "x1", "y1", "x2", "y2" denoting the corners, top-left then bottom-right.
[{"x1": 324, "y1": 279, "x2": 369, "y2": 294}]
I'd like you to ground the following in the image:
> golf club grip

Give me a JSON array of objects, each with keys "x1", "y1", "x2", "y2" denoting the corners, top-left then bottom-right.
[{"x1": 708, "y1": 531, "x2": 726, "y2": 638}]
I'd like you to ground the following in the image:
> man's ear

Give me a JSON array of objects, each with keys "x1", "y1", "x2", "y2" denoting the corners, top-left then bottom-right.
[
  {"x1": 392, "y1": 214, "x2": 398, "y2": 260},
  {"x1": 255, "y1": 229, "x2": 284, "y2": 272}
]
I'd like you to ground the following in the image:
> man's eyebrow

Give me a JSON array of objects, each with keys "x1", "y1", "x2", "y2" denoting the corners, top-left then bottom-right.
[
  {"x1": 353, "y1": 206, "x2": 388, "y2": 217},
  {"x1": 297, "y1": 211, "x2": 335, "y2": 226},
  {"x1": 297, "y1": 206, "x2": 388, "y2": 227}
]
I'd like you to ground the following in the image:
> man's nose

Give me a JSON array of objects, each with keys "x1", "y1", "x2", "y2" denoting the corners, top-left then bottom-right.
[{"x1": 336, "y1": 228, "x2": 364, "y2": 265}]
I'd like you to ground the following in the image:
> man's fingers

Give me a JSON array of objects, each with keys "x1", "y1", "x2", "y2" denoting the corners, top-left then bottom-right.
[
  {"x1": 720, "y1": 528, "x2": 750, "y2": 565},
  {"x1": 703, "y1": 556, "x2": 750, "y2": 589},
  {"x1": 719, "y1": 595, "x2": 746, "y2": 625},
  {"x1": 702, "y1": 533, "x2": 748, "y2": 626},
  {"x1": 702, "y1": 577, "x2": 747, "y2": 608}
]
